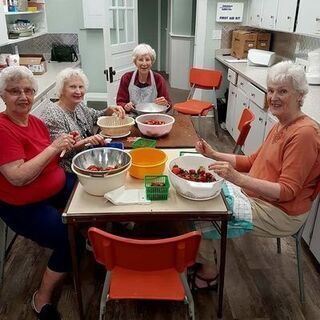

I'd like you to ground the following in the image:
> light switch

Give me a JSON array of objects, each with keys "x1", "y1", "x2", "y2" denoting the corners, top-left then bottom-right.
[{"x1": 212, "y1": 30, "x2": 222, "y2": 40}]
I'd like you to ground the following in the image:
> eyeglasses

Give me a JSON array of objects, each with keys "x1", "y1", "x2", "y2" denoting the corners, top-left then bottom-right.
[{"x1": 5, "y1": 88, "x2": 36, "y2": 96}]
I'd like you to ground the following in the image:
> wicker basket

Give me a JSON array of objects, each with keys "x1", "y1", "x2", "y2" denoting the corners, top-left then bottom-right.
[{"x1": 97, "y1": 116, "x2": 135, "y2": 137}]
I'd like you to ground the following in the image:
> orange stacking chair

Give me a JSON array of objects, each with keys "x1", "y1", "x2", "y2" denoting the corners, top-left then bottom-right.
[
  {"x1": 173, "y1": 67, "x2": 222, "y2": 138},
  {"x1": 233, "y1": 107, "x2": 255, "y2": 154},
  {"x1": 88, "y1": 227, "x2": 201, "y2": 320}
]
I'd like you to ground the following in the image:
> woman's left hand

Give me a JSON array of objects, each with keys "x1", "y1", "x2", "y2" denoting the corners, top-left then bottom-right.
[
  {"x1": 209, "y1": 161, "x2": 242, "y2": 185},
  {"x1": 106, "y1": 105, "x2": 125, "y2": 118},
  {"x1": 154, "y1": 96, "x2": 168, "y2": 106}
]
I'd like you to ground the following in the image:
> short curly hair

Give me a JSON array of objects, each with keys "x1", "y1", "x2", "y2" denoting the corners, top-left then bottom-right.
[
  {"x1": 0, "y1": 66, "x2": 38, "y2": 95},
  {"x1": 267, "y1": 61, "x2": 309, "y2": 105},
  {"x1": 55, "y1": 68, "x2": 89, "y2": 98},
  {"x1": 132, "y1": 43, "x2": 156, "y2": 64}
]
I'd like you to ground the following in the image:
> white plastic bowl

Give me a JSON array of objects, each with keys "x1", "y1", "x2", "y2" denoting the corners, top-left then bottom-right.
[
  {"x1": 168, "y1": 155, "x2": 224, "y2": 200},
  {"x1": 71, "y1": 162, "x2": 131, "y2": 196},
  {"x1": 135, "y1": 113, "x2": 175, "y2": 138}
]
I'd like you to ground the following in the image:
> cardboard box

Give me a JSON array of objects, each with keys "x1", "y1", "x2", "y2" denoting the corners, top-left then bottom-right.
[
  {"x1": 231, "y1": 30, "x2": 257, "y2": 59},
  {"x1": 256, "y1": 32, "x2": 271, "y2": 51},
  {"x1": 19, "y1": 54, "x2": 47, "y2": 75}
]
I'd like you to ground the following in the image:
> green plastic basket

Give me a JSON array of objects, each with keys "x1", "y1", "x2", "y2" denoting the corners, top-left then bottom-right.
[
  {"x1": 132, "y1": 138, "x2": 157, "y2": 149},
  {"x1": 144, "y1": 175, "x2": 170, "y2": 201}
]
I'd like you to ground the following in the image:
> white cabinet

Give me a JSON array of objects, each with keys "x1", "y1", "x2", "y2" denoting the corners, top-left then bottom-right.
[
  {"x1": 234, "y1": 88, "x2": 249, "y2": 140},
  {"x1": 0, "y1": 2, "x2": 8, "y2": 44},
  {"x1": 310, "y1": 203, "x2": 320, "y2": 262},
  {"x1": 226, "y1": 83, "x2": 237, "y2": 139},
  {"x1": 244, "y1": 101, "x2": 267, "y2": 155},
  {"x1": 264, "y1": 112, "x2": 277, "y2": 139},
  {"x1": 296, "y1": 0, "x2": 320, "y2": 36},
  {"x1": 81, "y1": 0, "x2": 105, "y2": 28},
  {"x1": 248, "y1": 0, "x2": 298, "y2": 32},
  {"x1": 31, "y1": 96, "x2": 48, "y2": 118},
  {"x1": 247, "y1": 0, "x2": 262, "y2": 27},
  {"x1": 260, "y1": 0, "x2": 278, "y2": 30},
  {"x1": 276, "y1": 0, "x2": 298, "y2": 32},
  {"x1": 0, "y1": 1, "x2": 47, "y2": 46}
]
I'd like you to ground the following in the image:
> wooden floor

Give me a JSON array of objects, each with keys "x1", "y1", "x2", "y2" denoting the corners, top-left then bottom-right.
[{"x1": 1, "y1": 83, "x2": 320, "y2": 319}]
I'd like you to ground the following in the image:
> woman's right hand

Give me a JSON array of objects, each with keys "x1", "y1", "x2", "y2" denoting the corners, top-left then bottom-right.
[
  {"x1": 195, "y1": 139, "x2": 216, "y2": 159},
  {"x1": 124, "y1": 102, "x2": 135, "y2": 112},
  {"x1": 51, "y1": 133, "x2": 76, "y2": 153}
]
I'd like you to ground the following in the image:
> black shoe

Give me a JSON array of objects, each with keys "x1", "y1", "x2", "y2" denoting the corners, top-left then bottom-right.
[{"x1": 31, "y1": 291, "x2": 61, "y2": 320}]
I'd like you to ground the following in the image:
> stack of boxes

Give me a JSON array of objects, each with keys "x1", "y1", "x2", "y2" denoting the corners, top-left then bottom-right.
[{"x1": 231, "y1": 30, "x2": 271, "y2": 59}]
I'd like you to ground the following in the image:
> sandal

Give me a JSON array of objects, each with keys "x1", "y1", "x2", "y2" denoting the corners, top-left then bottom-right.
[
  {"x1": 191, "y1": 272, "x2": 219, "y2": 291},
  {"x1": 31, "y1": 291, "x2": 61, "y2": 320}
]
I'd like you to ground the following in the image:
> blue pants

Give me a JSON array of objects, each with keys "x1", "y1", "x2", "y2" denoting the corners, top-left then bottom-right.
[{"x1": 0, "y1": 173, "x2": 84, "y2": 273}]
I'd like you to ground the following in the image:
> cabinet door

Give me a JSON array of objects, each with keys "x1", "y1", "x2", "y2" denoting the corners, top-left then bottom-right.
[
  {"x1": 261, "y1": 0, "x2": 278, "y2": 29},
  {"x1": 296, "y1": 0, "x2": 320, "y2": 36},
  {"x1": 0, "y1": 2, "x2": 8, "y2": 45},
  {"x1": 233, "y1": 88, "x2": 249, "y2": 141},
  {"x1": 31, "y1": 96, "x2": 48, "y2": 118},
  {"x1": 310, "y1": 204, "x2": 320, "y2": 263},
  {"x1": 243, "y1": 101, "x2": 266, "y2": 155},
  {"x1": 226, "y1": 83, "x2": 237, "y2": 139},
  {"x1": 276, "y1": 0, "x2": 298, "y2": 32},
  {"x1": 248, "y1": 0, "x2": 262, "y2": 27},
  {"x1": 82, "y1": 0, "x2": 105, "y2": 28},
  {"x1": 264, "y1": 112, "x2": 277, "y2": 140}
]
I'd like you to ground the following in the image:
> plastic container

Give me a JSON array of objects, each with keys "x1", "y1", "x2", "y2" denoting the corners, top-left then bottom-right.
[
  {"x1": 132, "y1": 138, "x2": 156, "y2": 149},
  {"x1": 97, "y1": 116, "x2": 134, "y2": 137},
  {"x1": 129, "y1": 148, "x2": 167, "y2": 179},
  {"x1": 145, "y1": 175, "x2": 170, "y2": 201}
]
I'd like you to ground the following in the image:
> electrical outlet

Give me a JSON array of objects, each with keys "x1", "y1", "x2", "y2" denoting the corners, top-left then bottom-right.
[{"x1": 295, "y1": 58, "x2": 309, "y2": 72}]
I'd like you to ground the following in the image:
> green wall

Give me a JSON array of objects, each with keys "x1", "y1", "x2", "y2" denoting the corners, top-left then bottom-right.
[
  {"x1": 138, "y1": 0, "x2": 158, "y2": 61},
  {"x1": 46, "y1": 0, "x2": 81, "y2": 33},
  {"x1": 171, "y1": 0, "x2": 195, "y2": 35}
]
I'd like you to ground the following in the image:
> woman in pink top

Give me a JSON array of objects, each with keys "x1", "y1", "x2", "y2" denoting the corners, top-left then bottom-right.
[{"x1": 193, "y1": 61, "x2": 320, "y2": 289}]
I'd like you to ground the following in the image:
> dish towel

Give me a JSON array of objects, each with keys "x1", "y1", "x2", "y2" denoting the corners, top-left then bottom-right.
[
  {"x1": 194, "y1": 181, "x2": 253, "y2": 239},
  {"x1": 104, "y1": 186, "x2": 151, "y2": 205}
]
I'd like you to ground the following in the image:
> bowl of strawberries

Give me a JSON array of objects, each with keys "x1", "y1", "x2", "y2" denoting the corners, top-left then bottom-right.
[{"x1": 168, "y1": 155, "x2": 224, "y2": 200}]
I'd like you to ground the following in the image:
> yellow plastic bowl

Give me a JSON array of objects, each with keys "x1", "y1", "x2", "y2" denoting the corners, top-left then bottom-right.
[{"x1": 129, "y1": 148, "x2": 167, "y2": 179}]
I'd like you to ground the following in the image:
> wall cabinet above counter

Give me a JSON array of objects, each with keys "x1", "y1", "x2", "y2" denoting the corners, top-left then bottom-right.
[
  {"x1": 0, "y1": 1, "x2": 47, "y2": 46},
  {"x1": 246, "y1": 0, "x2": 320, "y2": 37}
]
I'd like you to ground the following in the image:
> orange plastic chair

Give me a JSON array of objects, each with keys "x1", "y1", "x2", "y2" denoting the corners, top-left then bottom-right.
[
  {"x1": 173, "y1": 67, "x2": 222, "y2": 138},
  {"x1": 88, "y1": 227, "x2": 201, "y2": 320},
  {"x1": 233, "y1": 107, "x2": 255, "y2": 154}
]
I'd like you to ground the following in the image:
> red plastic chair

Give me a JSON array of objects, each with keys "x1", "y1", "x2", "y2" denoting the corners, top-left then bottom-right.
[
  {"x1": 88, "y1": 227, "x2": 201, "y2": 320},
  {"x1": 173, "y1": 67, "x2": 222, "y2": 138},
  {"x1": 233, "y1": 107, "x2": 255, "y2": 154}
]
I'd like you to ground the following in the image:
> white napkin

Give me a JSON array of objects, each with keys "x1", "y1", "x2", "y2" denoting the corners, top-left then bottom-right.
[{"x1": 104, "y1": 186, "x2": 151, "y2": 205}]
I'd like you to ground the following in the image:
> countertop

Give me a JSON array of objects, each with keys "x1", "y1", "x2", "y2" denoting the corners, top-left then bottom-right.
[
  {"x1": 216, "y1": 54, "x2": 320, "y2": 124},
  {"x1": 0, "y1": 61, "x2": 80, "y2": 112}
]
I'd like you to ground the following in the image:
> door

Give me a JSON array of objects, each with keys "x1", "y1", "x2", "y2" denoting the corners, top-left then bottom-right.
[
  {"x1": 296, "y1": 0, "x2": 320, "y2": 36},
  {"x1": 234, "y1": 88, "x2": 249, "y2": 141},
  {"x1": 226, "y1": 83, "x2": 237, "y2": 139},
  {"x1": 248, "y1": 0, "x2": 262, "y2": 27},
  {"x1": 103, "y1": 0, "x2": 138, "y2": 104}
]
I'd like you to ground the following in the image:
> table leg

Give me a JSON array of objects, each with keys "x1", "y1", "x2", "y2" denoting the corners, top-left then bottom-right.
[
  {"x1": 68, "y1": 224, "x2": 84, "y2": 320},
  {"x1": 218, "y1": 220, "x2": 228, "y2": 318}
]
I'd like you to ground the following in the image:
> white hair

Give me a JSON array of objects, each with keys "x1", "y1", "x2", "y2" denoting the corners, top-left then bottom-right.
[
  {"x1": 267, "y1": 61, "x2": 309, "y2": 105},
  {"x1": 0, "y1": 66, "x2": 38, "y2": 95},
  {"x1": 132, "y1": 43, "x2": 156, "y2": 64},
  {"x1": 55, "y1": 68, "x2": 89, "y2": 98}
]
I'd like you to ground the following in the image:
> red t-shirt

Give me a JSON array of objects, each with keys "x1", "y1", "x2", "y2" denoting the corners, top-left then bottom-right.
[{"x1": 0, "y1": 113, "x2": 65, "y2": 205}]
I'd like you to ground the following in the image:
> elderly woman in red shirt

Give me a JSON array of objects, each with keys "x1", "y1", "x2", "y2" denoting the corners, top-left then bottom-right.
[
  {"x1": 116, "y1": 43, "x2": 172, "y2": 112},
  {"x1": 194, "y1": 61, "x2": 320, "y2": 290}
]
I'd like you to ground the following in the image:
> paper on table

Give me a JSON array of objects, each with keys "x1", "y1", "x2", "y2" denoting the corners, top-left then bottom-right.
[
  {"x1": 104, "y1": 186, "x2": 151, "y2": 205},
  {"x1": 225, "y1": 58, "x2": 248, "y2": 63}
]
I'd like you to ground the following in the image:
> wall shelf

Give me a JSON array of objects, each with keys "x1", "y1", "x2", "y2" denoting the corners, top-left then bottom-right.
[{"x1": 5, "y1": 11, "x2": 43, "y2": 15}]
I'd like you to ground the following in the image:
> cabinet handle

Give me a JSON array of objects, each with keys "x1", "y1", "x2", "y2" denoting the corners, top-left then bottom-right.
[
  {"x1": 258, "y1": 117, "x2": 263, "y2": 122},
  {"x1": 240, "y1": 82, "x2": 244, "y2": 85},
  {"x1": 287, "y1": 16, "x2": 291, "y2": 20},
  {"x1": 316, "y1": 18, "x2": 320, "y2": 22},
  {"x1": 270, "y1": 15, "x2": 274, "y2": 19},
  {"x1": 251, "y1": 93, "x2": 255, "y2": 97}
]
